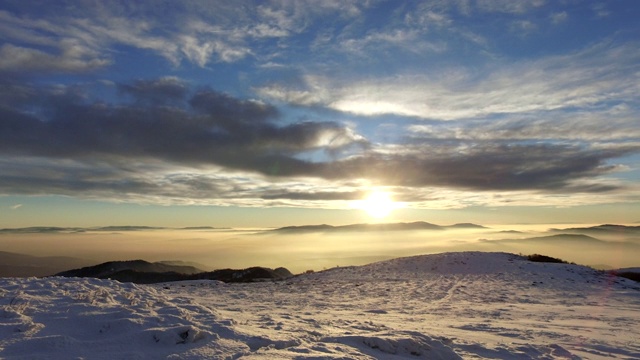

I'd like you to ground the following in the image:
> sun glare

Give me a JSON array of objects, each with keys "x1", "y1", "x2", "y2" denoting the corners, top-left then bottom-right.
[{"x1": 360, "y1": 191, "x2": 396, "y2": 219}]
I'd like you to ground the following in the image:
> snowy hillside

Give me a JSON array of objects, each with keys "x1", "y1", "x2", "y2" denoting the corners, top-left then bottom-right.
[{"x1": 1, "y1": 252, "x2": 639, "y2": 359}]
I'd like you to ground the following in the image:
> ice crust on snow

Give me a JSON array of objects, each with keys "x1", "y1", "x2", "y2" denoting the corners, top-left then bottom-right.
[{"x1": 1, "y1": 251, "x2": 639, "y2": 359}]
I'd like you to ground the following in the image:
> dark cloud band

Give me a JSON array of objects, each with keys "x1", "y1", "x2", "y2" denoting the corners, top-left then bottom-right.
[{"x1": 0, "y1": 79, "x2": 637, "y2": 203}]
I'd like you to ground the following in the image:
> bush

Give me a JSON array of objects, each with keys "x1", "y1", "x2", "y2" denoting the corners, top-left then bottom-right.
[
  {"x1": 526, "y1": 254, "x2": 568, "y2": 264},
  {"x1": 615, "y1": 272, "x2": 640, "y2": 282}
]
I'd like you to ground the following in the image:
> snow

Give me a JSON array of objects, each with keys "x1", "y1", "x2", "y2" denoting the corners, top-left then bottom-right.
[{"x1": 1, "y1": 252, "x2": 639, "y2": 359}]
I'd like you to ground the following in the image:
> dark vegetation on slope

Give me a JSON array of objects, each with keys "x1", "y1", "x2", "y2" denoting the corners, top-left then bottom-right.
[
  {"x1": 526, "y1": 254, "x2": 576, "y2": 264},
  {"x1": 56, "y1": 259, "x2": 293, "y2": 284},
  {"x1": 526, "y1": 253, "x2": 640, "y2": 283},
  {"x1": 609, "y1": 271, "x2": 640, "y2": 282}
]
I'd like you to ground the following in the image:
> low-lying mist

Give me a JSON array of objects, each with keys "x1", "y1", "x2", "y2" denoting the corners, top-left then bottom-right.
[{"x1": 1, "y1": 223, "x2": 638, "y2": 274}]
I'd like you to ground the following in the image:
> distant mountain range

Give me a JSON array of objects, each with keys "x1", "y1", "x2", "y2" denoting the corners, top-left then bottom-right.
[
  {"x1": 3, "y1": 223, "x2": 638, "y2": 235},
  {"x1": 489, "y1": 233, "x2": 608, "y2": 245},
  {"x1": 0, "y1": 251, "x2": 97, "y2": 277},
  {"x1": 0, "y1": 222, "x2": 486, "y2": 234},
  {"x1": 56, "y1": 259, "x2": 205, "y2": 278},
  {"x1": 271, "y1": 221, "x2": 487, "y2": 233},
  {"x1": 550, "y1": 224, "x2": 640, "y2": 235},
  {"x1": 2, "y1": 223, "x2": 637, "y2": 278},
  {"x1": 56, "y1": 260, "x2": 293, "y2": 284},
  {"x1": 0, "y1": 226, "x2": 227, "y2": 233}
]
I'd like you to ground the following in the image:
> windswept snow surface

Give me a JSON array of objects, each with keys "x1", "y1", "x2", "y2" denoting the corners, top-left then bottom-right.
[{"x1": 1, "y1": 252, "x2": 639, "y2": 359}]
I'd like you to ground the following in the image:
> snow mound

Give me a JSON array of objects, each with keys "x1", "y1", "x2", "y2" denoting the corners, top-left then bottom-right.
[
  {"x1": 302, "y1": 251, "x2": 624, "y2": 284},
  {"x1": 327, "y1": 331, "x2": 461, "y2": 359},
  {"x1": 0, "y1": 277, "x2": 247, "y2": 359}
]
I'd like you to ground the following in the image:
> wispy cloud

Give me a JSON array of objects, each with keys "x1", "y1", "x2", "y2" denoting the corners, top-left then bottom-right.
[
  {"x1": 475, "y1": 0, "x2": 546, "y2": 14},
  {"x1": 550, "y1": 11, "x2": 568, "y2": 24},
  {"x1": 592, "y1": 3, "x2": 611, "y2": 18},
  {"x1": 0, "y1": 43, "x2": 110, "y2": 73},
  {"x1": 0, "y1": 1, "x2": 369, "y2": 72},
  {"x1": 407, "y1": 105, "x2": 640, "y2": 142},
  {"x1": 258, "y1": 41, "x2": 640, "y2": 120},
  {"x1": 510, "y1": 20, "x2": 538, "y2": 34}
]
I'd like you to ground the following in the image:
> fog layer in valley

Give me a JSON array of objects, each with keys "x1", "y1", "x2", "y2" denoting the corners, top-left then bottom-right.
[{"x1": 1, "y1": 223, "x2": 638, "y2": 274}]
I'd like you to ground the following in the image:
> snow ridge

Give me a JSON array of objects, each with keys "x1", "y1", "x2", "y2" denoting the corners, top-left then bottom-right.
[{"x1": 1, "y1": 252, "x2": 639, "y2": 359}]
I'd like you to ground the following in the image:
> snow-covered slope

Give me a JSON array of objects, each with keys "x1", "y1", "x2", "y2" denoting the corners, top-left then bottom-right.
[{"x1": 1, "y1": 252, "x2": 639, "y2": 359}]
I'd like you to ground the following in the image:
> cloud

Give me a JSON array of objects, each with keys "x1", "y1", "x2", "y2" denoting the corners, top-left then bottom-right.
[
  {"x1": 0, "y1": 5, "x2": 246, "y2": 71},
  {"x1": 316, "y1": 143, "x2": 637, "y2": 191},
  {"x1": 0, "y1": 8, "x2": 178, "y2": 72},
  {"x1": 118, "y1": 77, "x2": 189, "y2": 104},
  {"x1": 0, "y1": 1, "x2": 370, "y2": 72},
  {"x1": 550, "y1": 11, "x2": 568, "y2": 24},
  {"x1": 2, "y1": 151, "x2": 636, "y2": 210},
  {"x1": 0, "y1": 155, "x2": 370, "y2": 208},
  {"x1": 258, "y1": 41, "x2": 640, "y2": 120},
  {"x1": 337, "y1": 28, "x2": 447, "y2": 57},
  {"x1": 407, "y1": 105, "x2": 640, "y2": 142},
  {"x1": 0, "y1": 79, "x2": 366, "y2": 179},
  {"x1": 1, "y1": 76, "x2": 638, "y2": 207},
  {"x1": 0, "y1": 43, "x2": 110, "y2": 73},
  {"x1": 475, "y1": 0, "x2": 546, "y2": 14},
  {"x1": 0, "y1": 1, "x2": 637, "y2": 210},
  {"x1": 0, "y1": 76, "x2": 635, "y2": 210},
  {"x1": 260, "y1": 190, "x2": 365, "y2": 201},
  {"x1": 591, "y1": 3, "x2": 610, "y2": 18},
  {"x1": 177, "y1": 32, "x2": 251, "y2": 66},
  {"x1": 510, "y1": 20, "x2": 538, "y2": 34}
]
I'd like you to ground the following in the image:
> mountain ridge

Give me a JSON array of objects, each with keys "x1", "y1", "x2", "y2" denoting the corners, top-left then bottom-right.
[
  {"x1": 0, "y1": 251, "x2": 97, "y2": 277},
  {"x1": 56, "y1": 260, "x2": 293, "y2": 284},
  {"x1": 271, "y1": 221, "x2": 487, "y2": 233}
]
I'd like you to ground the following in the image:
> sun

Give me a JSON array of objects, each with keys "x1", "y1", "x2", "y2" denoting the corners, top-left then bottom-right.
[{"x1": 360, "y1": 191, "x2": 397, "y2": 219}]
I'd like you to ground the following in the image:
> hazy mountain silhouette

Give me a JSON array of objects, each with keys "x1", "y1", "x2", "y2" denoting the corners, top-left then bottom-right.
[
  {"x1": 56, "y1": 260, "x2": 293, "y2": 284},
  {"x1": 271, "y1": 221, "x2": 486, "y2": 233},
  {"x1": 0, "y1": 251, "x2": 97, "y2": 277},
  {"x1": 446, "y1": 223, "x2": 487, "y2": 229},
  {"x1": 156, "y1": 260, "x2": 211, "y2": 270},
  {"x1": 56, "y1": 260, "x2": 204, "y2": 278},
  {"x1": 518, "y1": 234, "x2": 608, "y2": 244},
  {"x1": 180, "y1": 226, "x2": 230, "y2": 230},
  {"x1": 93, "y1": 226, "x2": 166, "y2": 231},
  {"x1": 550, "y1": 224, "x2": 640, "y2": 235},
  {"x1": 481, "y1": 234, "x2": 613, "y2": 247},
  {"x1": 0, "y1": 227, "x2": 82, "y2": 234},
  {"x1": 0, "y1": 225, "x2": 223, "y2": 233}
]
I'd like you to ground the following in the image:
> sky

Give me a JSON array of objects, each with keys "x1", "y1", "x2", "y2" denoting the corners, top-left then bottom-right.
[{"x1": 1, "y1": 0, "x2": 639, "y2": 228}]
